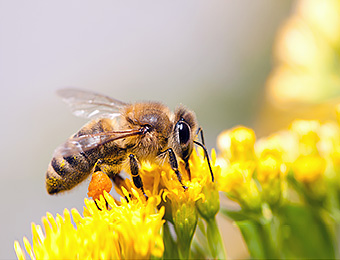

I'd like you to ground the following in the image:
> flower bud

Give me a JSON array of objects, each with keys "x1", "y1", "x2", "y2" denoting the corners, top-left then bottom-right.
[
  {"x1": 257, "y1": 155, "x2": 285, "y2": 206},
  {"x1": 293, "y1": 155, "x2": 326, "y2": 183},
  {"x1": 290, "y1": 120, "x2": 321, "y2": 156},
  {"x1": 196, "y1": 182, "x2": 220, "y2": 221},
  {"x1": 218, "y1": 126, "x2": 256, "y2": 163},
  {"x1": 172, "y1": 198, "x2": 198, "y2": 259},
  {"x1": 220, "y1": 162, "x2": 261, "y2": 211}
]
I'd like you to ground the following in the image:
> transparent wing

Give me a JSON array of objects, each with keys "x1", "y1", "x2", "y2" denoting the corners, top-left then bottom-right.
[
  {"x1": 55, "y1": 129, "x2": 142, "y2": 157},
  {"x1": 57, "y1": 88, "x2": 129, "y2": 119}
]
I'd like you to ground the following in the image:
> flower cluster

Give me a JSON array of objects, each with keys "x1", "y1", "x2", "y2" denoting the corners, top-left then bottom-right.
[
  {"x1": 15, "y1": 148, "x2": 225, "y2": 260},
  {"x1": 215, "y1": 1, "x2": 340, "y2": 256},
  {"x1": 15, "y1": 191, "x2": 164, "y2": 260},
  {"x1": 217, "y1": 118, "x2": 340, "y2": 209},
  {"x1": 16, "y1": 115, "x2": 340, "y2": 259},
  {"x1": 217, "y1": 114, "x2": 340, "y2": 258}
]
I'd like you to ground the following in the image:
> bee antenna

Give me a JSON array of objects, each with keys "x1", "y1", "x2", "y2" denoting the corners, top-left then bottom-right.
[{"x1": 193, "y1": 141, "x2": 214, "y2": 182}]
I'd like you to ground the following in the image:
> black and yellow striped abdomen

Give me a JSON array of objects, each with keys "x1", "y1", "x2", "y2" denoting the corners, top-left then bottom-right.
[{"x1": 46, "y1": 118, "x2": 125, "y2": 194}]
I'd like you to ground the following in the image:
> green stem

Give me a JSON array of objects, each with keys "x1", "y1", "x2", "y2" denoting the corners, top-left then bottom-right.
[
  {"x1": 206, "y1": 217, "x2": 227, "y2": 259},
  {"x1": 178, "y1": 244, "x2": 190, "y2": 260},
  {"x1": 162, "y1": 221, "x2": 179, "y2": 260}
]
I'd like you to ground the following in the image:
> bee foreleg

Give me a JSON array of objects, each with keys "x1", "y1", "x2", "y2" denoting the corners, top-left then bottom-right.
[
  {"x1": 195, "y1": 127, "x2": 214, "y2": 182},
  {"x1": 196, "y1": 127, "x2": 206, "y2": 146},
  {"x1": 184, "y1": 159, "x2": 191, "y2": 181},
  {"x1": 193, "y1": 141, "x2": 215, "y2": 182},
  {"x1": 128, "y1": 154, "x2": 148, "y2": 200},
  {"x1": 166, "y1": 148, "x2": 188, "y2": 190}
]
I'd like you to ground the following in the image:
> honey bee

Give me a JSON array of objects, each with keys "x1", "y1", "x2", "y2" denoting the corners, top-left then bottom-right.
[{"x1": 46, "y1": 88, "x2": 214, "y2": 197}]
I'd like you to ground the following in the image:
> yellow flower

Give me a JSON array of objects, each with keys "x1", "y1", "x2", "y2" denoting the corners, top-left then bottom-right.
[
  {"x1": 102, "y1": 190, "x2": 165, "y2": 259},
  {"x1": 255, "y1": 131, "x2": 298, "y2": 164},
  {"x1": 138, "y1": 160, "x2": 164, "y2": 198},
  {"x1": 16, "y1": 138, "x2": 224, "y2": 260},
  {"x1": 219, "y1": 161, "x2": 261, "y2": 211},
  {"x1": 293, "y1": 155, "x2": 326, "y2": 183},
  {"x1": 257, "y1": 156, "x2": 282, "y2": 183},
  {"x1": 288, "y1": 120, "x2": 331, "y2": 190},
  {"x1": 255, "y1": 134, "x2": 288, "y2": 181},
  {"x1": 160, "y1": 150, "x2": 204, "y2": 246},
  {"x1": 159, "y1": 147, "x2": 221, "y2": 210},
  {"x1": 217, "y1": 126, "x2": 256, "y2": 163},
  {"x1": 254, "y1": 132, "x2": 291, "y2": 206},
  {"x1": 133, "y1": 146, "x2": 220, "y2": 216},
  {"x1": 14, "y1": 191, "x2": 165, "y2": 260},
  {"x1": 292, "y1": 154, "x2": 328, "y2": 201},
  {"x1": 157, "y1": 147, "x2": 220, "y2": 258},
  {"x1": 15, "y1": 208, "x2": 120, "y2": 260},
  {"x1": 257, "y1": 155, "x2": 286, "y2": 206},
  {"x1": 217, "y1": 126, "x2": 261, "y2": 210},
  {"x1": 290, "y1": 120, "x2": 321, "y2": 156},
  {"x1": 219, "y1": 161, "x2": 252, "y2": 193},
  {"x1": 164, "y1": 181, "x2": 199, "y2": 259}
]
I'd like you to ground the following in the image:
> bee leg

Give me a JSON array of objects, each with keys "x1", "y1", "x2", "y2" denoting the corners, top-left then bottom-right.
[
  {"x1": 193, "y1": 141, "x2": 215, "y2": 182},
  {"x1": 93, "y1": 199, "x2": 108, "y2": 210},
  {"x1": 167, "y1": 148, "x2": 188, "y2": 190},
  {"x1": 196, "y1": 127, "x2": 206, "y2": 146},
  {"x1": 92, "y1": 159, "x2": 122, "y2": 207},
  {"x1": 129, "y1": 154, "x2": 148, "y2": 200},
  {"x1": 112, "y1": 174, "x2": 132, "y2": 202},
  {"x1": 94, "y1": 159, "x2": 134, "y2": 202},
  {"x1": 184, "y1": 159, "x2": 191, "y2": 181}
]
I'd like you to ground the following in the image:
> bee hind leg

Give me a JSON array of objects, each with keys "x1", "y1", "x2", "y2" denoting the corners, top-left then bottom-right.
[
  {"x1": 91, "y1": 159, "x2": 124, "y2": 207},
  {"x1": 129, "y1": 154, "x2": 148, "y2": 200}
]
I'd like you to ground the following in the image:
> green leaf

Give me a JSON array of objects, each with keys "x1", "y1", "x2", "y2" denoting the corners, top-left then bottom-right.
[
  {"x1": 236, "y1": 220, "x2": 280, "y2": 259},
  {"x1": 278, "y1": 204, "x2": 336, "y2": 259},
  {"x1": 221, "y1": 208, "x2": 253, "y2": 222}
]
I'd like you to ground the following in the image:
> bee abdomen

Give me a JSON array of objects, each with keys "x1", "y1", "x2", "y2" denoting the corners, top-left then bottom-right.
[
  {"x1": 46, "y1": 152, "x2": 96, "y2": 194},
  {"x1": 46, "y1": 118, "x2": 118, "y2": 194}
]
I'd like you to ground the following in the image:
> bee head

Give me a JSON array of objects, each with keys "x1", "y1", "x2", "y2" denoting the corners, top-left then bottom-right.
[{"x1": 173, "y1": 106, "x2": 198, "y2": 162}]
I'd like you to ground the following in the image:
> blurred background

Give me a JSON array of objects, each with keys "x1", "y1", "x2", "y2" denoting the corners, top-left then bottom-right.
[{"x1": 4, "y1": 0, "x2": 340, "y2": 258}]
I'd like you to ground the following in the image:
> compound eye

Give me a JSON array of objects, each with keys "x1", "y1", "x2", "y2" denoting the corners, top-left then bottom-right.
[{"x1": 177, "y1": 121, "x2": 191, "y2": 145}]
